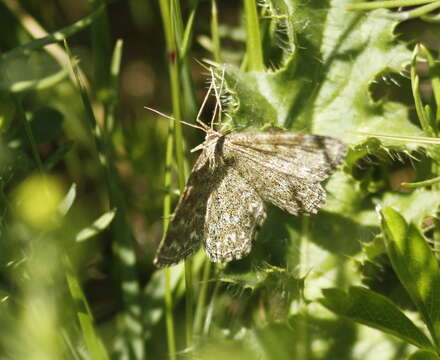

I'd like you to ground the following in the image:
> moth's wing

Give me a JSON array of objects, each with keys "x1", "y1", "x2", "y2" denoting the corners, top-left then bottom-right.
[
  {"x1": 225, "y1": 132, "x2": 346, "y2": 181},
  {"x1": 204, "y1": 166, "x2": 266, "y2": 263},
  {"x1": 154, "y1": 152, "x2": 213, "y2": 267},
  {"x1": 223, "y1": 132, "x2": 346, "y2": 215},
  {"x1": 231, "y1": 158, "x2": 325, "y2": 215},
  {"x1": 237, "y1": 167, "x2": 326, "y2": 215}
]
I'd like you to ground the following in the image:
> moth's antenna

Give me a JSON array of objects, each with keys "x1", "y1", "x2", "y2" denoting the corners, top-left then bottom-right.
[
  {"x1": 144, "y1": 106, "x2": 175, "y2": 121},
  {"x1": 144, "y1": 106, "x2": 207, "y2": 132},
  {"x1": 146, "y1": 65, "x2": 224, "y2": 136},
  {"x1": 193, "y1": 58, "x2": 211, "y2": 72}
]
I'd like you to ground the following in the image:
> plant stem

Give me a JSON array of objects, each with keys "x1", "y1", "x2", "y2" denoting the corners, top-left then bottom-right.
[
  {"x1": 193, "y1": 0, "x2": 220, "y2": 339},
  {"x1": 296, "y1": 216, "x2": 310, "y2": 360},
  {"x1": 402, "y1": 176, "x2": 440, "y2": 188},
  {"x1": 159, "y1": 0, "x2": 194, "y2": 354},
  {"x1": 211, "y1": 0, "x2": 221, "y2": 62},
  {"x1": 165, "y1": 269, "x2": 176, "y2": 360},
  {"x1": 158, "y1": 0, "x2": 178, "y2": 355},
  {"x1": 194, "y1": 260, "x2": 212, "y2": 335},
  {"x1": 243, "y1": 0, "x2": 264, "y2": 71},
  {"x1": 15, "y1": 97, "x2": 45, "y2": 174},
  {"x1": 394, "y1": 1, "x2": 440, "y2": 19},
  {"x1": 347, "y1": 0, "x2": 436, "y2": 10},
  {"x1": 411, "y1": 47, "x2": 435, "y2": 137}
]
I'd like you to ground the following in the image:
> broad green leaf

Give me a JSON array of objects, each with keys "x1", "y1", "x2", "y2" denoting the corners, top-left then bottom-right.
[
  {"x1": 311, "y1": 6, "x2": 418, "y2": 145},
  {"x1": 309, "y1": 171, "x2": 378, "y2": 254},
  {"x1": 321, "y1": 286, "x2": 434, "y2": 350},
  {"x1": 300, "y1": 167, "x2": 440, "y2": 265},
  {"x1": 381, "y1": 207, "x2": 440, "y2": 347},
  {"x1": 75, "y1": 209, "x2": 116, "y2": 242},
  {"x1": 357, "y1": 190, "x2": 440, "y2": 310},
  {"x1": 222, "y1": 0, "x2": 421, "y2": 150},
  {"x1": 219, "y1": 265, "x2": 304, "y2": 324},
  {"x1": 408, "y1": 350, "x2": 440, "y2": 360}
]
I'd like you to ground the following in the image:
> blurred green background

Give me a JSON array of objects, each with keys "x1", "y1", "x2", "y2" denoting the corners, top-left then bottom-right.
[{"x1": 2, "y1": 0, "x2": 440, "y2": 359}]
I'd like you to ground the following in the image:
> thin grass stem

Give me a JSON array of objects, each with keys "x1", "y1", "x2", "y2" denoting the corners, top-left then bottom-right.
[
  {"x1": 66, "y1": 39, "x2": 144, "y2": 359},
  {"x1": 14, "y1": 97, "x2": 45, "y2": 174},
  {"x1": 411, "y1": 46, "x2": 435, "y2": 136},
  {"x1": 211, "y1": 0, "x2": 221, "y2": 62},
  {"x1": 194, "y1": 260, "x2": 212, "y2": 335},
  {"x1": 391, "y1": 1, "x2": 440, "y2": 19},
  {"x1": 159, "y1": 0, "x2": 196, "y2": 355},
  {"x1": 420, "y1": 45, "x2": 440, "y2": 132},
  {"x1": 402, "y1": 176, "x2": 440, "y2": 188}
]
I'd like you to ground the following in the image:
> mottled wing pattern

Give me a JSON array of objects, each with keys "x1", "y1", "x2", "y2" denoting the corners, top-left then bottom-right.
[
  {"x1": 154, "y1": 151, "x2": 214, "y2": 267},
  {"x1": 222, "y1": 132, "x2": 346, "y2": 216},
  {"x1": 204, "y1": 165, "x2": 266, "y2": 263},
  {"x1": 155, "y1": 130, "x2": 346, "y2": 267},
  {"x1": 225, "y1": 132, "x2": 346, "y2": 181}
]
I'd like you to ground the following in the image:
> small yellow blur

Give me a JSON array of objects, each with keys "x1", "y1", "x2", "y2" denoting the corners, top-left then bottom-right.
[{"x1": 13, "y1": 174, "x2": 64, "y2": 230}]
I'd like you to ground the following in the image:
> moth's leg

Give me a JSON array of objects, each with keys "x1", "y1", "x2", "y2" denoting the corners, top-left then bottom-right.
[
  {"x1": 195, "y1": 76, "x2": 214, "y2": 130},
  {"x1": 210, "y1": 66, "x2": 225, "y2": 129}
]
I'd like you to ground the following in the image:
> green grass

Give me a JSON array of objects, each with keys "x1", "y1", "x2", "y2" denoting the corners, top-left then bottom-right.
[{"x1": 2, "y1": 1, "x2": 440, "y2": 359}]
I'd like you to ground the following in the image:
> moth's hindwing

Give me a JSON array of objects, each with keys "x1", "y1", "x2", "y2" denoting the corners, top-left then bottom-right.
[{"x1": 204, "y1": 165, "x2": 266, "y2": 263}]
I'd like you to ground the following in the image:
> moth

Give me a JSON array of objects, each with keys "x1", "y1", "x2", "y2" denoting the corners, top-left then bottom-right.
[
  {"x1": 153, "y1": 126, "x2": 346, "y2": 267},
  {"x1": 152, "y1": 72, "x2": 346, "y2": 267}
]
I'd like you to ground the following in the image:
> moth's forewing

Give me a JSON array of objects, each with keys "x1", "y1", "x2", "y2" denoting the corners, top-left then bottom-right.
[
  {"x1": 225, "y1": 132, "x2": 346, "y2": 181},
  {"x1": 221, "y1": 132, "x2": 346, "y2": 215},
  {"x1": 154, "y1": 152, "x2": 213, "y2": 267}
]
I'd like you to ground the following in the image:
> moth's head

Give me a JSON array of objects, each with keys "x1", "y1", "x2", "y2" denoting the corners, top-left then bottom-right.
[{"x1": 204, "y1": 128, "x2": 221, "y2": 141}]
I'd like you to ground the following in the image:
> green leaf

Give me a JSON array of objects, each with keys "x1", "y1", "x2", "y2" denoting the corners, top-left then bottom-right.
[
  {"x1": 222, "y1": 0, "x2": 421, "y2": 150},
  {"x1": 75, "y1": 209, "x2": 116, "y2": 242},
  {"x1": 381, "y1": 207, "x2": 440, "y2": 347},
  {"x1": 321, "y1": 286, "x2": 434, "y2": 350},
  {"x1": 243, "y1": 0, "x2": 264, "y2": 71},
  {"x1": 58, "y1": 183, "x2": 76, "y2": 216},
  {"x1": 0, "y1": 65, "x2": 69, "y2": 93},
  {"x1": 0, "y1": 5, "x2": 105, "y2": 62},
  {"x1": 208, "y1": 262, "x2": 305, "y2": 325},
  {"x1": 308, "y1": 171, "x2": 378, "y2": 255},
  {"x1": 407, "y1": 350, "x2": 440, "y2": 360},
  {"x1": 64, "y1": 257, "x2": 109, "y2": 360},
  {"x1": 382, "y1": 190, "x2": 440, "y2": 225}
]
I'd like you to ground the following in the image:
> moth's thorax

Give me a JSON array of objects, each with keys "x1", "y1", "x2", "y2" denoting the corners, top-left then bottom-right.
[{"x1": 203, "y1": 130, "x2": 223, "y2": 170}]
